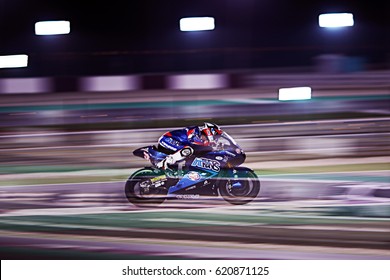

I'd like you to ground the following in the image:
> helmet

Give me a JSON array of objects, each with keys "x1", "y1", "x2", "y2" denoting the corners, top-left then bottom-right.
[{"x1": 199, "y1": 122, "x2": 223, "y2": 143}]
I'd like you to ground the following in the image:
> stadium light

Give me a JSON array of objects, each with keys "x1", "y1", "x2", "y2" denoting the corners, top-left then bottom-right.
[
  {"x1": 278, "y1": 87, "x2": 312, "y2": 101},
  {"x1": 35, "y1": 20, "x2": 70, "y2": 35},
  {"x1": 318, "y1": 13, "x2": 354, "y2": 28},
  {"x1": 0, "y1": 54, "x2": 28, "y2": 68},
  {"x1": 179, "y1": 17, "x2": 215, "y2": 31}
]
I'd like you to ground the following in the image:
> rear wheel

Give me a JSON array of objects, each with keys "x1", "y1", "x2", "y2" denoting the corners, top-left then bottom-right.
[
  {"x1": 124, "y1": 168, "x2": 168, "y2": 207},
  {"x1": 219, "y1": 169, "x2": 260, "y2": 205}
]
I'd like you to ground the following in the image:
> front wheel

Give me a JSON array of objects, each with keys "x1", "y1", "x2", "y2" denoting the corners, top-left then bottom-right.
[
  {"x1": 124, "y1": 168, "x2": 168, "y2": 207},
  {"x1": 218, "y1": 168, "x2": 260, "y2": 205}
]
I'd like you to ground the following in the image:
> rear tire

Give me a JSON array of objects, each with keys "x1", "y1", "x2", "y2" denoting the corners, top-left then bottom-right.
[
  {"x1": 124, "y1": 168, "x2": 167, "y2": 207},
  {"x1": 219, "y1": 169, "x2": 260, "y2": 205}
]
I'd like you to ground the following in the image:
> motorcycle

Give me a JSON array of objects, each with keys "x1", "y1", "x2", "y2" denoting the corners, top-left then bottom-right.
[{"x1": 125, "y1": 131, "x2": 260, "y2": 206}]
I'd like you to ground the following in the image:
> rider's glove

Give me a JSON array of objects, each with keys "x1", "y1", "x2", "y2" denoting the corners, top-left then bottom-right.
[{"x1": 210, "y1": 141, "x2": 223, "y2": 150}]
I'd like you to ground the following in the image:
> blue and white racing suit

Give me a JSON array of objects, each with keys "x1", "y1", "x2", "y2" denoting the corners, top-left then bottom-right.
[{"x1": 156, "y1": 126, "x2": 210, "y2": 169}]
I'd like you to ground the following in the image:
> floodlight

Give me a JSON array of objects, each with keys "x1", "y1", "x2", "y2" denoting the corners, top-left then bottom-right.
[
  {"x1": 0, "y1": 54, "x2": 28, "y2": 68},
  {"x1": 319, "y1": 13, "x2": 354, "y2": 28},
  {"x1": 35, "y1": 20, "x2": 70, "y2": 35},
  {"x1": 180, "y1": 17, "x2": 215, "y2": 31},
  {"x1": 278, "y1": 87, "x2": 312, "y2": 101}
]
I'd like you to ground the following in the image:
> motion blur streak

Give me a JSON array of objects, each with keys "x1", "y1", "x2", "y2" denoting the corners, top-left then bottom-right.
[{"x1": 0, "y1": 71, "x2": 389, "y2": 260}]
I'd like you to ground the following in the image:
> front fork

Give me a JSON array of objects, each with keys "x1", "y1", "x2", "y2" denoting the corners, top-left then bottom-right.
[{"x1": 218, "y1": 168, "x2": 243, "y2": 189}]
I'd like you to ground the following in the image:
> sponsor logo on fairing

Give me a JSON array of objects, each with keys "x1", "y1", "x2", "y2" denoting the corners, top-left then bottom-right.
[
  {"x1": 143, "y1": 151, "x2": 150, "y2": 161},
  {"x1": 187, "y1": 171, "x2": 201, "y2": 181},
  {"x1": 191, "y1": 157, "x2": 220, "y2": 172},
  {"x1": 176, "y1": 194, "x2": 200, "y2": 199},
  {"x1": 160, "y1": 141, "x2": 177, "y2": 151}
]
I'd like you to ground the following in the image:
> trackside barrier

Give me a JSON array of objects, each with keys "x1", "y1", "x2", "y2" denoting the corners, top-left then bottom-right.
[{"x1": 0, "y1": 70, "x2": 389, "y2": 94}]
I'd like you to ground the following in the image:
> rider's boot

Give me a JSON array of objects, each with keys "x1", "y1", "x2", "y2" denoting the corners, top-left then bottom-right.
[{"x1": 156, "y1": 146, "x2": 194, "y2": 171}]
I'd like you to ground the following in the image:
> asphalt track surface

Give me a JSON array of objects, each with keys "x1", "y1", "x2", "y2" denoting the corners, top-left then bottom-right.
[{"x1": 1, "y1": 175, "x2": 389, "y2": 260}]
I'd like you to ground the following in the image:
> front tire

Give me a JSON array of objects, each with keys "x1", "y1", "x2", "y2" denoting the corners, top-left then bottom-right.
[
  {"x1": 219, "y1": 168, "x2": 260, "y2": 205},
  {"x1": 124, "y1": 168, "x2": 167, "y2": 207}
]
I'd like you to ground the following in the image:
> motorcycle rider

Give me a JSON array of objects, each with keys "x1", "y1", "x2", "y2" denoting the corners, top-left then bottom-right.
[{"x1": 156, "y1": 122, "x2": 223, "y2": 170}]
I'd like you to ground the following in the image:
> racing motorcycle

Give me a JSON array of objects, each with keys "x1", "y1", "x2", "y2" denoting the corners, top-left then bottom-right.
[{"x1": 125, "y1": 131, "x2": 260, "y2": 206}]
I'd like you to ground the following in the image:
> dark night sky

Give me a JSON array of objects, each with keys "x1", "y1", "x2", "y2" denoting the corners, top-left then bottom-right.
[{"x1": 1, "y1": 0, "x2": 389, "y2": 76}]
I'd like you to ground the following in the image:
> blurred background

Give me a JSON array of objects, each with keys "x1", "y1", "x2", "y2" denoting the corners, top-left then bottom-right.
[{"x1": 0, "y1": 0, "x2": 389, "y2": 260}]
